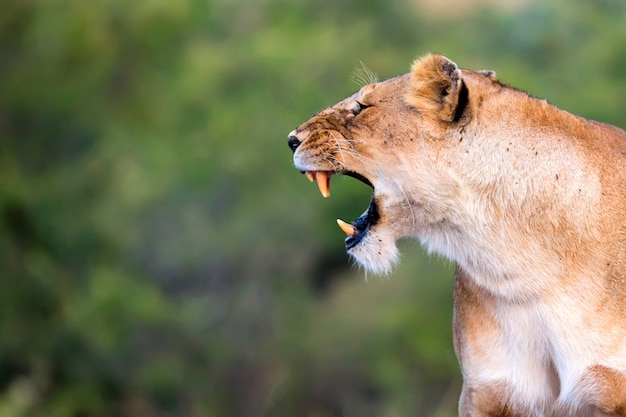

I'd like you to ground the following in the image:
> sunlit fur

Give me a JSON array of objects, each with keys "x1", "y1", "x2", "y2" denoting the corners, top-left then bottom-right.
[{"x1": 289, "y1": 54, "x2": 626, "y2": 416}]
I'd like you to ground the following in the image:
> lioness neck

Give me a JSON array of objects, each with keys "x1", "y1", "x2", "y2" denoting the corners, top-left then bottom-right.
[{"x1": 418, "y1": 83, "x2": 624, "y2": 302}]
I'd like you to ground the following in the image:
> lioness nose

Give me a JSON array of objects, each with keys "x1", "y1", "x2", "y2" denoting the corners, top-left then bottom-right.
[{"x1": 287, "y1": 134, "x2": 301, "y2": 152}]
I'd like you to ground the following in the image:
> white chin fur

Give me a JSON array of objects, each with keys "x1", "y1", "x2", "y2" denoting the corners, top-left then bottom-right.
[{"x1": 347, "y1": 232, "x2": 399, "y2": 275}]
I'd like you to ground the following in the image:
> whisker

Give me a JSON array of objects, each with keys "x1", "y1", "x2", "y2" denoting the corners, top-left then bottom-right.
[
  {"x1": 397, "y1": 183, "x2": 417, "y2": 229},
  {"x1": 352, "y1": 61, "x2": 379, "y2": 87},
  {"x1": 329, "y1": 134, "x2": 348, "y2": 164},
  {"x1": 323, "y1": 135, "x2": 380, "y2": 170},
  {"x1": 331, "y1": 148, "x2": 378, "y2": 164}
]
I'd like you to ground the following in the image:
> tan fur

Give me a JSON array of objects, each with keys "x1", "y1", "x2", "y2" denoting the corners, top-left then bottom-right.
[{"x1": 288, "y1": 54, "x2": 626, "y2": 416}]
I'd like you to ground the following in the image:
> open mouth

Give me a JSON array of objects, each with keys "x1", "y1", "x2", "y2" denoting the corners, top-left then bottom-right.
[{"x1": 303, "y1": 170, "x2": 379, "y2": 249}]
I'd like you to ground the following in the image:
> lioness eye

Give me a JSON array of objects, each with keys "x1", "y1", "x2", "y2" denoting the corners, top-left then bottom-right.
[{"x1": 349, "y1": 101, "x2": 369, "y2": 116}]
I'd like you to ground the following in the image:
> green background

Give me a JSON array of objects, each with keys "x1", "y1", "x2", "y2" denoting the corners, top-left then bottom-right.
[{"x1": 1, "y1": 0, "x2": 625, "y2": 416}]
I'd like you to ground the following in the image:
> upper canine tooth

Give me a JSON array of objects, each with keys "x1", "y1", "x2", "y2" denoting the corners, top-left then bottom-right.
[
  {"x1": 316, "y1": 171, "x2": 331, "y2": 198},
  {"x1": 336, "y1": 219, "x2": 357, "y2": 237}
]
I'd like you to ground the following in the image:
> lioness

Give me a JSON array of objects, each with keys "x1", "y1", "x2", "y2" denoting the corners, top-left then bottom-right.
[{"x1": 287, "y1": 54, "x2": 626, "y2": 416}]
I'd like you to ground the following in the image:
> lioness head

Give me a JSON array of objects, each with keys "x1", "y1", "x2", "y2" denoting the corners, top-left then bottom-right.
[{"x1": 288, "y1": 54, "x2": 499, "y2": 274}]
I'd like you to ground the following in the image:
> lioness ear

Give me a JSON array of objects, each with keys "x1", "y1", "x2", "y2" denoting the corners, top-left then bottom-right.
[
  {"x1": 406, "y1": 54, "x2": 467, "y2": 123},
  {"x1": 477, "y1": 69, "x2": 497, "y2": 79}
]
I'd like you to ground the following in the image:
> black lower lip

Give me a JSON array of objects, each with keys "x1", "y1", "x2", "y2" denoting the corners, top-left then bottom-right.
[
  {"x1": 345, "y1": 197, "x2": 379, "y2": 249},
  {"x1": 345, "y1": 216, "x2": 367, "y2": 249}
]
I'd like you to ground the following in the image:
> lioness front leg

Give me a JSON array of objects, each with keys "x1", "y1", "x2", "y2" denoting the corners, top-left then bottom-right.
[
  {"x1": 459, "y1": 384, "x2": 521, "y2": 417},
  {"x1": 453, "y1": 267, "x2": 557, "y2": 416},
  {"x1": 573, "y1": 365, "x2": 626, "y2": 416}
]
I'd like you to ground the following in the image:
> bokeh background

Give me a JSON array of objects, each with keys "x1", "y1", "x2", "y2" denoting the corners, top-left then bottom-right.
[{"x1": 1, "y1": 0, "x2": 625, "y2": 416}]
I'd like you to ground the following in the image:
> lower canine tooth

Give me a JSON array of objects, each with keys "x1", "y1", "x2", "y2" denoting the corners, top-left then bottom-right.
[{"x1": 336, "y1": 219, "x2": 357, "y2": 237}]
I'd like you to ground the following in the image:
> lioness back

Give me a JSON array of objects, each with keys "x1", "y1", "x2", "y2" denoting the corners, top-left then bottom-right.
[{"x1": 288, "y1": 54, "x2": 626, "y2": 416}]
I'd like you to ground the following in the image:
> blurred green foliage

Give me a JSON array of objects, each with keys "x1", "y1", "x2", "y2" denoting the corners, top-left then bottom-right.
[{"x1": 0, "y1": 0, "x2": 625, "y2": 416}]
